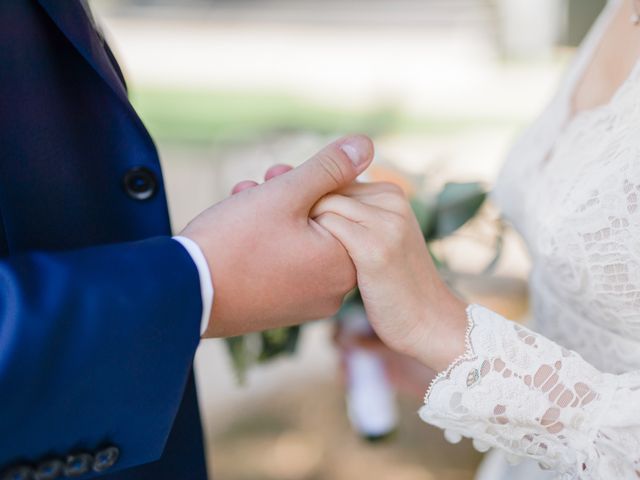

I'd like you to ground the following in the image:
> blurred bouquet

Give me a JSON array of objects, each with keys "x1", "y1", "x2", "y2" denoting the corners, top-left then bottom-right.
[{"x1": 225, "y1": 179, "x2": 500, "y2": 382}]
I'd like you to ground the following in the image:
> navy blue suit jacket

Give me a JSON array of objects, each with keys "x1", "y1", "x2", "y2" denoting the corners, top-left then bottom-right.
[{"x1": 0, "y1": 1, "x2": 208, "y2": 478}]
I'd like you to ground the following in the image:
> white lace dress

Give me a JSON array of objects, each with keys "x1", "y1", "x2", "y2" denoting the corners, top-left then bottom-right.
[{"x1": 418, "y1": 1, "x2": 640, "y2": 478}]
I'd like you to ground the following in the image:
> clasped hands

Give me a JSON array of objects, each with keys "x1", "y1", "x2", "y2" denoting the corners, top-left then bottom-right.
[{"x1": 181, "y1": 135, "x2": 468, "y2": 373}]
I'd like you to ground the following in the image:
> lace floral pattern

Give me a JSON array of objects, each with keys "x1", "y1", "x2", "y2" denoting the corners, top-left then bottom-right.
[{"x1": 420, "y1": 306, "x2": 640, "y2": 479}]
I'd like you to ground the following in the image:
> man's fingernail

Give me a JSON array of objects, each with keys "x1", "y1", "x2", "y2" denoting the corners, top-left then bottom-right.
[{"x1": 340, "y1": 136, "x2": 371, "y2": 168}]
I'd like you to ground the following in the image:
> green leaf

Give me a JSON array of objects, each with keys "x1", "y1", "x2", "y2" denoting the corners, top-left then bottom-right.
[
  {"x1": 409, "y1": 197, "x2": 437, "y2": 239},
  {"x1": 482, "y1": 220, "x2": 505, "y2": 275},
  {"x1": 225, "y1": 336, "x2": 250, "y2": 384},
  {"x1": 258, "y1": 326, "x2": 301, "y2": 362},
  {"x1": 341, "y1": 287, "x2": 362, "y2": 309},
  {"x1": 428, "y1": 244, "x2": 445, "y2": 270},
  {"x1": 433, "y1": 182, "x2": 486, "y2": 238}
]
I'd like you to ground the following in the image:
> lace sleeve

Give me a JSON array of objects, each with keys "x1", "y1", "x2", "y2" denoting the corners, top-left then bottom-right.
[{"x1": 419, "y1": 304, "x2": 640, "y2": 479}]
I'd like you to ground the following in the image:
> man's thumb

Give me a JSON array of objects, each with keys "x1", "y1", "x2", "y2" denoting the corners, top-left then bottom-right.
[{"x1": 282, "y1": 135, "x2": 374, "y2": 206}]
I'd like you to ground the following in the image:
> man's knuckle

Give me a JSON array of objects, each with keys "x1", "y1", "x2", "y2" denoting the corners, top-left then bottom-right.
[{"x1": 318, "y1": 153, "x2": 346, "y2": 188}]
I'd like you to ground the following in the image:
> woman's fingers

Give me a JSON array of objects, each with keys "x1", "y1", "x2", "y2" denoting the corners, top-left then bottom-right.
[
  {"x1": 231, "y1": 180, "x2": 259, "y2": 195},
  {"x1": 310, "y1": 194, "x2": 379, "y2": 224},
  {"x1": 312, "y1": 192, "x2": 407, "y2": 266},
  {"x1": 314, "y1": 212, "x2": 364, "y2": 254},
  {"x1": 230, "y1": 164, "x2": 293, "y2": 195},
  {"x1": 336, "y1": 181, "x2": 403, "y2": 197},
  {"x1": 334, "y1": 182, "x2": 407, "y2": 213}
]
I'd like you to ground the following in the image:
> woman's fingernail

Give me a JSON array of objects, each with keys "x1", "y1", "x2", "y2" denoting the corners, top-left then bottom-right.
[{"x1": 340, "y1": 136, "x2": 372, "y2": 168}]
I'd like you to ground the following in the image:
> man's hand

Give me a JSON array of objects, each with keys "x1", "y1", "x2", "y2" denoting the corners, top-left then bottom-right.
[{"x1": 180, "y1": 135, "x2": 374, "y2": 338}]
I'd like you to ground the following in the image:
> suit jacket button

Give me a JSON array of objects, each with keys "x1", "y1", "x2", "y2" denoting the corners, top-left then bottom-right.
[
  {"x1": 33, "y1": 459, "x2": 63, "y2": 480},
  {"x1": 123, "y1": 167, "x2": 157, "y2": 200},
  {"x1": 92, "y1": 446, "x2": 119, "y2": 473},
  {"x1": 1, "y1": 465, "x2": 34, "y2": 480},
  {"x1": 63, "y1": 454, "x2": 93, "y2": 478}
]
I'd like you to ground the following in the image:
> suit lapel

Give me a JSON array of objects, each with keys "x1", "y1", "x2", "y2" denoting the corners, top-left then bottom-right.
[{"x1": 36, "y1": 0, "x2": 129, "y2": 106}]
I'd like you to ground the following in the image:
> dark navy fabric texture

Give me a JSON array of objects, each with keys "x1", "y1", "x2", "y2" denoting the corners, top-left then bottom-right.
[{"x1": 0, "y1": 1, "x2": 208, "y2": 478}]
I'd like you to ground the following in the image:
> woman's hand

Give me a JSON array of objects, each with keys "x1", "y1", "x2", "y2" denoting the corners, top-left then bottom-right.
[{"x1": 311, "y1": 182, "x2": 469, "y2": 372}]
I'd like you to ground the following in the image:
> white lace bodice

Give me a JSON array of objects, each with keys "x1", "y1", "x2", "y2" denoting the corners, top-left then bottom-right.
[{"x1": 418, "y1": 1, "x2": 640, "y2": 478}]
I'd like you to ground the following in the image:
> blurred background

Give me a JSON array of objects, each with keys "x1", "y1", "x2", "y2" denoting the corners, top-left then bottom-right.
[{"x1": 88, "y1": 1, "x2": 605, "y2": 478}]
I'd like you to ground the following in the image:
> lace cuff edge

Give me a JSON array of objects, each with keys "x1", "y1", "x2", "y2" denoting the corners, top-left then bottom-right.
[{"x1": 423, "y1": 303, "x2": 479, "y2": 405}]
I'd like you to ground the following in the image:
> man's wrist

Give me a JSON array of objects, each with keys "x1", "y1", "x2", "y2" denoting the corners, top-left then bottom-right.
[{"x1": 172, "y1": 236, "x2": 214, "y2": 336}]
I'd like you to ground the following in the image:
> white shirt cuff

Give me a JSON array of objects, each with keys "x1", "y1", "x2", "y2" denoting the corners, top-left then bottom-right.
[{"x1": 173, "y1": 236, "x2": 214, "y2": 336}]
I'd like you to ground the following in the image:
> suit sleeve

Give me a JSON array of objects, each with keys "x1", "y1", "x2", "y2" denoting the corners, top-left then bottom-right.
[{"x1": 0, "y1": 236, "x2": 203, "y2": 474}]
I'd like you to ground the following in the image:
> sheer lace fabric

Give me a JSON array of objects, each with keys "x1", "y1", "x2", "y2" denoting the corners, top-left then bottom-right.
[
  {"x1": 420, "y1": 306, "x2": 640, "y2": 479},
  {"x1": 417, "y1": 1, "x2": 640, "y2": 478}
]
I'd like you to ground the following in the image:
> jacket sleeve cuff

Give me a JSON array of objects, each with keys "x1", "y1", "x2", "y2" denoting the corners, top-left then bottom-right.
[{"x1": 173, "y1": 236, "x2": 214, "y2": 336}]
